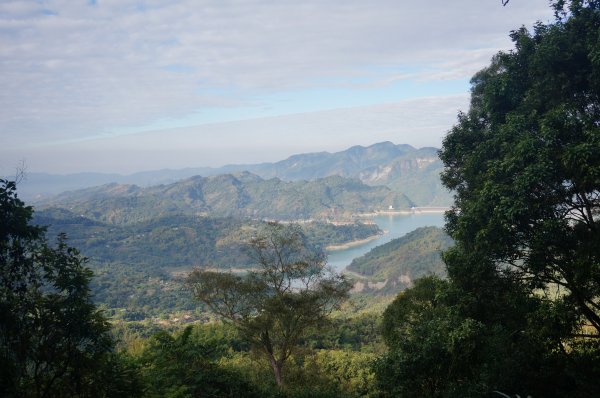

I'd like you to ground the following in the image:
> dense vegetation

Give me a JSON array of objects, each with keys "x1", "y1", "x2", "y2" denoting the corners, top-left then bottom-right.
[
  {"x1": 377, "y1": 1, "x2": 600, "y2": 396},
  {"x1": 0, "y1": 179, "x2": 138, "y2": 397},
  {"x1": 114, "y1": 311, "x2": 385, "y2": 398},
  {"x1": 347, "y1": 226, "x2": 452, "y2": 294},
  {"x1": 32, "y1": 208, "x2": 380, "y2": 319},
  {"x1": 34, "y1": 210, "x2": 251, "y2": 268},
  {"x1": 37, "y1": 172, "x2": 414, "y2": 222},
  {"x1": 4, "y1": 1, "x2": 600, "y2": 396},
  {"x1": 34, "y1": 208, "x2": 381, "y2": 268}
]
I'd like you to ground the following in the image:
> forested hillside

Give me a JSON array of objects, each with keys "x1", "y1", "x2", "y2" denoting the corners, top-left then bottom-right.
[
  {"x1": 32, "y1": 208, "x2": 382, "y2": 318},
  {"x1": 348, "y1": 226, "x2": 453, "y2": 295},
  {"x1": 3, "y1": 1, "x2": 600, "y2": 397},
  {"x1": 37, "y1": 172, "x2": 414, "y2": 223},
  {"x1": 19, "y1": 142, "x2": 451, "y2": 206},
  {"x1": 34, "y1": 208, "x2": 381, "y2": 269}
]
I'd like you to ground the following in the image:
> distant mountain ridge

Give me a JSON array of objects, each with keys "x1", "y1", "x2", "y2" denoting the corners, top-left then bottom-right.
[
  {"x1": 239, "y1": 142, "x2": 423, "y2": 180},
  {"x1": 38, "y1": 172, "x2": 415, "y2": 224},
  {"x1": 18, "y1": 142, "x2": 451, "y2": 206},
  {"x1": 218, "y1": 142, "x2": 451, "y2": 205}
]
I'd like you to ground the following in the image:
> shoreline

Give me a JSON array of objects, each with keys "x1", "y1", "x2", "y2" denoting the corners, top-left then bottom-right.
[
  {"x1": 326, "y1": 209, "x2": 449, "y2": 251},
  {"x1": 356, "y1": 207, "x2": 450, "y2": 217},
  {"x1": 325, "y1": 232, "x2": 386, "y2": 251}
]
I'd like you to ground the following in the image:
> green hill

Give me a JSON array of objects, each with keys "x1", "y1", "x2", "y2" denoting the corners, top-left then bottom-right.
[
  {"x1": 34, "y1": 208, "x2": 381, "y2": 269},
  {"x1": 32, "y1": 208, "x2": 381, "y2": 316},
  {"x1": 38, "y1": 172, "x2": 414, "y2": 224},
  {"x1": 20, "y1": 142, "x2": 451, "y2": 206},
  {"x1": 348, "y1": 226, "x2": 453, "y2": 295}
]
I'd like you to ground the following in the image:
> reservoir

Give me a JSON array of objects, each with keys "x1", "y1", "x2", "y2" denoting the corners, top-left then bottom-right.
[{"x1": 327, "y1": 213, "x2": 446, "y2": 272}]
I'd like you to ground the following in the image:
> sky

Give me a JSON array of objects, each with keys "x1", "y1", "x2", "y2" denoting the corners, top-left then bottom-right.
[{"x1": 0, "y1": 0, "x2": 555, "y2": 175}]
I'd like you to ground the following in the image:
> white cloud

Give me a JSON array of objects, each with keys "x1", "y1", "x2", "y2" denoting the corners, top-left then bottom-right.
[
  {"x1": 0, "y1": 94, "x2": 470, "y2": 174},
  {"x1": 0, "y1": 0, "x2": 554, "y2": 171}
]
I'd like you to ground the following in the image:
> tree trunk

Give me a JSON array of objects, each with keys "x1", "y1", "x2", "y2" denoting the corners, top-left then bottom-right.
[{"x1": 269, "y1": 357, "x2": 284, "y2": 387}]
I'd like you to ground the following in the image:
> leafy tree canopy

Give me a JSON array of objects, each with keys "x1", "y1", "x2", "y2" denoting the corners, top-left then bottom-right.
[
  {"x1": 0, "y1": 179, "x2": 138, "y2": 397},
  {"x1": 139, "y1": 325, "x2": 259, "y2": 398},
  {"x1": 186, "y1": 222, "x2": 352, "y2": 387},
  {"x1": 440, "y1": 0, "x2": 600, "y2": 335},
  {"x1": 377, "y1": 2, "x2": 600, "y2": 397},
  {"x1": 376, "y1": 277, "x2": 486, "y2": 397}
]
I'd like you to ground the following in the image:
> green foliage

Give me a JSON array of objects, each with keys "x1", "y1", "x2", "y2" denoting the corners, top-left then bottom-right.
[
  {"x1": 373, "y1": 2, "x2": 600, "y2": 397},
  {"x1": 34, "y1": 212, "x2": 252, "y2": 268},
  {"x1": 32, "y1": 209, "x2": 380, "y2": 319},
  {"x1": 115, "y1": 316, "x2": 383, "y2": 398},
  {"x1": 93, "y1": 352, "x2": 146, "y2": 398},
  {"x1": 301, "y1": 221, "x2": 381, "y2": 247},
  {"x1": 187, "y1": 223, "x2": 352, "y2": 386},
  {"x1": 215, "y1": 347, "x2": 378, "y2": 398},
  {"x1": 440, "y1": 0, "x2": 600, "y2": 334},
  {"x1": 139, "y1": 325, "x2": 258, "y2": 397},
  {"x1": 348, "y1": 226, "x2": 453, "y2": 294},
  {"x1": 91, "y1": 263, "x2": 199, "y2": 317},
  {"x1": 376, "y1": 277, "x2": 485, "y2": 397},
  {"x1": 301, "y1": 312, "x2": 384, "y2": 352},
  {"x1": 376, "y1": 276, "x2": 581, "y2": 397},
  {"x1": 375, "y1": 2, "x2": 600, "y2": 397},
  {"x1": 0, "y1": 179, "x2": 140, "y2": 397},
  {"x1": 35, "y1": 209, "x2": 381, "y2": 270},
  {"x1": 303, "y1": 350, "x2": 378, "y2": 397},
  {"x1": 37, "y1": 172, "x2": 415, "y2": 223}
]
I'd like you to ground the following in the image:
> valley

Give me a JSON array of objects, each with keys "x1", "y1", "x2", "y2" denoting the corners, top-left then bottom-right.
[
  {"x1": 26, "y1": 142, "x2": 453, "y2": 322},
  {"x1": 5, "y1": 2, "x2": 599, "y2": 396}
]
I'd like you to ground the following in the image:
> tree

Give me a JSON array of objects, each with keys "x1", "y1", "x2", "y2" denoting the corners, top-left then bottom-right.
[
  {"x1": 375, "y1": 1, "x2": 600, "y2": 396},
  {"x1": 440, "y1": 0, "x2": 600, "y2": 337},
  {"x1": 395, "y1": 0, "x2": 600, "y2": 395},
  {"x1": 375, "y1": 275, "x2": 578, "y2": 397},
  {"x1": 139, "y1": 325, "x2": 258, "y2": 398},
  {"x1": 186, "y1": 222, "x2": 351, "y2": 387},
  {"x1": 0, "y1": 179, "x2": 135, "y2": 397},
  {"x1": 375, "y1": 277, "x2": 486, "y2": 397}
]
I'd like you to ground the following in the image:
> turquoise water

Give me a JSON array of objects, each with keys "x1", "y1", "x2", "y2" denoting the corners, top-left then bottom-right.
[{"x1": 327, "y1": 213, "x2": 446, "y2": 272}]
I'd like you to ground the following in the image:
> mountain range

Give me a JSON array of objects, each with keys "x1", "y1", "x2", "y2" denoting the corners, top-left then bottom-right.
[
  {"x1": 37, "y1": 172, "x2": 415, "y2": 223},
  {"x1": 19, "y1": 142, "x2": 451, "y2": 206},
  {"x1": 24, "y1": 142, "x2": 455, "y2": 316}
]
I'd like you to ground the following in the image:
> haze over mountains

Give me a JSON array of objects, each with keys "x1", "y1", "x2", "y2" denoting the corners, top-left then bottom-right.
[
  {"x1": 20, "y1": 142, "x2": 452, "y2": 207},
  {"x1": 39, "y1": 173, "x2": 415, "y2": 223},
  {"x1": 26, "y1": 141, "x2": 454, "y2": 317}
]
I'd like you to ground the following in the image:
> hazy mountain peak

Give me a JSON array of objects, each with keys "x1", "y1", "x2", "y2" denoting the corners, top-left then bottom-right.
[{"x1": 22, "y1": 142, "x2": 451, "y2": 207}]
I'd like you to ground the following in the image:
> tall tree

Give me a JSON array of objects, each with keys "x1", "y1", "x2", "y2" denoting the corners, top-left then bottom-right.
[
  {"x1": 187, "y1": 222, "x2": 351, "y2": 387},
  {"x1": 0, "y1": 179, "x2": 131, "y2": 397},
  {"x1": 375, "y1": 277, "x2": 486, "y2": 397},
  {"x1": 440, "y1": 0, "x2": 600, "y2": 336},
  {"x1": 376, "y1": 2, "x2": 600, "y2": 397}
]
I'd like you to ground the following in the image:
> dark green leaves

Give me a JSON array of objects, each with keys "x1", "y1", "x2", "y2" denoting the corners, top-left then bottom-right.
[
  {"x1": 0, "y1": 179, "x2": 134, "y2": 397},
  {"x1": 186, "y1": 222, "x2": 351, "y2": 386}
]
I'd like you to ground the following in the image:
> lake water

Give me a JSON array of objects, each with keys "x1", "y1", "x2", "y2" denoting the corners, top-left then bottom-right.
[{"x1": 327, "y1": 213, "x2": 446, "y2": 272}]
